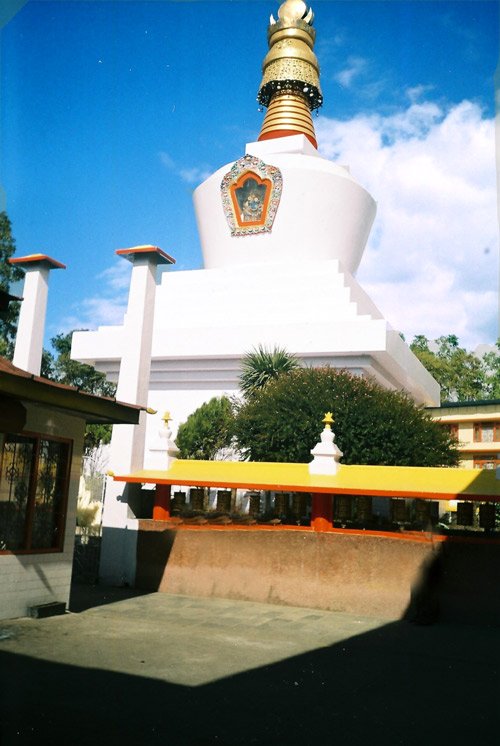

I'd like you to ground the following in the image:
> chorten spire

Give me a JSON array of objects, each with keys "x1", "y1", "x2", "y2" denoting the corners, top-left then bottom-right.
[{"x1": 257, "y1": 0, "x2": 323, "y2": 149}]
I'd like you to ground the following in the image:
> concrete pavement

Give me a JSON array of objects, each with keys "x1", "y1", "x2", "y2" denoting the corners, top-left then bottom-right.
[{"x1": 0, "y1": 585, "x2": 498, "y2": 745}]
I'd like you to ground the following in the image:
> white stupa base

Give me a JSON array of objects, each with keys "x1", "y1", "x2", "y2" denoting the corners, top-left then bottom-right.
[{"x1": 72, "y1": 258, "x2": 439, "y2": 447}]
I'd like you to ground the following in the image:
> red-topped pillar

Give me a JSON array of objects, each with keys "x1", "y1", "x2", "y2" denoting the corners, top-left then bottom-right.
[
  {"x1": 9, "y1": 254, "x2": 66, "y2": 375},
  {"x1": 100, "y1": 245, "x2": 175, "y2": 586},
  {"x1": 110, "y1": 245, "x2": 175, "y2": 472}
]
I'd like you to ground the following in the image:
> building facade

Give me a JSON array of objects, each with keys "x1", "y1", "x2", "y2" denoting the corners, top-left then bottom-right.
[
  {"x1": 0, "y1": 356, "x2": 141, "y2": 620},
  {"x1": 429, "y1": 400, "x2": 500, "y2": 470},
  {"x1": 0, "y1": 271, "x2": 141, "y2": 620}
]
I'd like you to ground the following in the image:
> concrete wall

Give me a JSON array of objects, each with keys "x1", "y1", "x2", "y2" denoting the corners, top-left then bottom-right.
[
  {"x1": 135, "y1": 524, "x2": 500, "y2": 624},
  {"x1": 136, "y1": 525, "x2": 434, "y2": 620},
  {"x1": 0, "y1": 407, "x2": 84, "y2": 621}
]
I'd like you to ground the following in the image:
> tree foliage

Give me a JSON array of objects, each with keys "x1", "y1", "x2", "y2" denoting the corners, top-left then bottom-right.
[
  {"x1": 410, "y1": 334, "x2": 498, "y2": 402},
  {"x1": 0, "y1": 211, "x2": 23, "y2": 357},
  {"x1": 233, "y1": 367, "x2": 458, "y2": 466},
  {"x1": 176, "y1": 396, "x2": 235, "y2": 460},
  {"x1": 239, "y1": 345, "x2": 299, "y2": 398},
  {"x1": 48, "y1": 332, "x2": 116, "y2": 396},
  {"x1": 45, "y1": 332, "x2": 117, "y2": 453},
  {"x1": 481, "y1": 344, "x2": 500, "y2": 399}
]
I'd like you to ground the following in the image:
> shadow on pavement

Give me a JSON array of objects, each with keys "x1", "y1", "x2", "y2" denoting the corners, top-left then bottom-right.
[
  {"x1": 2, "y1": 617, "x2": 497, "y2": 746},
  {"x1": 68, "y1": 583, "x2": 152, "y2": 613}
]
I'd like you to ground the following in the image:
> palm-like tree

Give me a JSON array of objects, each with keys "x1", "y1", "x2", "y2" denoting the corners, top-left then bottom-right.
[{"x1": 239, "y1": 345, "x2": 299, "y2": 398}]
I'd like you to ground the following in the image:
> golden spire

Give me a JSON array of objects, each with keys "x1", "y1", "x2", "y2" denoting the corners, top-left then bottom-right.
[
  {"x1": 322, "y1": 412, "x2": 334, "y2": 430},
  {"x1": 257, "y1": 0, "x2": 323, "y2": 149}
]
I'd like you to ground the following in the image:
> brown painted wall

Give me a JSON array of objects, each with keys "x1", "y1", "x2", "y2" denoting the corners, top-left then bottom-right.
[{"x1": 136, "y1": 525, "x2": 442, "y2": 620}]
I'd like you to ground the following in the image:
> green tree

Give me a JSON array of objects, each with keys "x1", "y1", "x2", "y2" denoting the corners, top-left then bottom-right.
[
  {"x1": 50, "y1": 332, "x2": 116, "y2": 396},
  {"x1": 49, "y1": 332, "x2": 116, "y2": 453},
  {"x1": 239, "y1": 345, "x2": 299, "y2": 398},
  {"x1": 410, "y1": 334, "x2": 487, "y2": 402},
  {"x1": 233, "y1": 367, "x2": 458, "y2": 466},
  {"x1": 0, "y1": 211, "x2": 23, "y2": 358},
  {"x1": 176, "y1": 396, "x2": 235, "y2": 460},
  {"x1": 481, "y1": 342, "x2": 500, "y2": 399}
]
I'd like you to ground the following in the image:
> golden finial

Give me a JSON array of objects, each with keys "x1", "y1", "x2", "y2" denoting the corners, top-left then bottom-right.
[
  {"x1": 274, "y1": 0, "x2": 312, "y2": 24},
  {"x1": 257, "y1": 1, "x2": 323, "y2": 148},
  {"x1": 162, "y1": 411, "x2": 172, "y2": 424},
  {"x1": 322, "y1": 412, "x2": 334, "y2": 429}
]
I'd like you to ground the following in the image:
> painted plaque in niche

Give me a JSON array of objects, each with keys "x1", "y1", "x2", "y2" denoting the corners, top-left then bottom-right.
[
  {"x1": 190, "y1": 487, "x2": 205, "y2": 511},
  {"x1": 220, "y1": 154, "x2": 283, "y2": 236},
  {"x1": 414, "y1": 498, "x2": 431, "y2": 525},
  {"x1": 248, "y1": 491, "x2": 262, "y2": 516},
  {"x1": 172, "y1": 490, "x2": 186, "y2": 510},
  {"x1": 216, "y1": 490, "x2": 232, "y2": 513},
  {"x1": 356, "y1": 495, "x2": 373, "y2": 523},
  {"x1": 334, "y1": 494, "x2": 352, "y2": 522},
  {"x1": 391, "y1": 498, "x2": 408, "y2": 523},
  {"x1": 456, "y1": 501, "x2": 473, "y2": 526},
  {"x1": 479, "y1": 503, "x2": 495, "y2": 530},
  {"x1": 292, "y1": 492, "x2": 308, "y2": 519}
]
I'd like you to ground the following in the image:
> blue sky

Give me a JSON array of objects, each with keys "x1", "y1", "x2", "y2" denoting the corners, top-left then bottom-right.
[{"x1": 1, "y1": 0, "x2": 498, "y2": 350}]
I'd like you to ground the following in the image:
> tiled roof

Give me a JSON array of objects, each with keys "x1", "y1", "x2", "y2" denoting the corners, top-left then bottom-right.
[{"x1": 0, "y1": 356, "x2": 143, "y2": 425}]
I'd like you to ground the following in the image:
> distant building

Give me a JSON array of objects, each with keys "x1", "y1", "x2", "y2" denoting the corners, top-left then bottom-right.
[{"x1": 428, "y1": 399, "x2": 500, "y2": 470}]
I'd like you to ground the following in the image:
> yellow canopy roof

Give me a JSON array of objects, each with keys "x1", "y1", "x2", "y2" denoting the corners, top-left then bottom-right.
[{"x1": 114, "y1": 460, "x2": 500, "y2": 501}]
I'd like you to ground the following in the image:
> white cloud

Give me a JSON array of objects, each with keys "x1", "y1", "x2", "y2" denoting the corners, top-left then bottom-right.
[
  {"x1": 58, "y1": 258, "x2": 130, "y2": 333},
  {"x1": 159, "y1": 151, "x2": 176, "y2": 170},
  {"x1": 316, "y1": 100, "x2": 499, "y2": 348},
  {"x1": 334, "y1": 55, "x2": 367, "y2": 88},
  {"x1": 97, "y1": 260, "x2": 132, "y2": 292},
  {"x1": 159, "y1": 150, "x2": 212, "y2": 185},
  {"x1": 178, "y1": 166, "x2": 213, "y2": 185},
  {"x1": 78, "y1": 295, "x2": 128, "y2": 326},
  {"x1": 406, "y1": 84, "x2": 435, "y2": 104}
]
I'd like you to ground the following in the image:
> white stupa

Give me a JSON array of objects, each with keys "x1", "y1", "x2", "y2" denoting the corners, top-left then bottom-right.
[{"x1": 71, "y1": 0, "x2": 439, "y2": 584}]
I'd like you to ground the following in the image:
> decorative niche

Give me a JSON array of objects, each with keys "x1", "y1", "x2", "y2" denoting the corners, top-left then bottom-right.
[{"x1": 220, "y1": 154, "x2": 282, "y2": 236}]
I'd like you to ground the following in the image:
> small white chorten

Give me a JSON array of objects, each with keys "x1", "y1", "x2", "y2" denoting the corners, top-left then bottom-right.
[
  {"x1": 309, "y1": 412, "x2": 343, "y2": 475},
  {"x1": 146, "y1": 410, "x2": 179, "y2": 470}
]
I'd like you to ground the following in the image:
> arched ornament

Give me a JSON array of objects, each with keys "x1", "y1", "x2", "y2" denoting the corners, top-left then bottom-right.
[{"x1": 220, "y1": 155, "x2": 283, "y2": 236}]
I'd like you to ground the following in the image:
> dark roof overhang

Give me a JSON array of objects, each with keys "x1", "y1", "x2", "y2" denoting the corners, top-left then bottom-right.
[{"x1": 0, "y1": 358, "x2": 142, "y2": 425}]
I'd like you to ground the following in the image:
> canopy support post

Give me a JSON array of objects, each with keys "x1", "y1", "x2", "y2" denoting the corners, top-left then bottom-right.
[
  {"x1": 311, "y1": 493, "x2": 333, "y2": 531},
  {"x1": 153, "y1": 484, "x2": 171, "y2": 521}
]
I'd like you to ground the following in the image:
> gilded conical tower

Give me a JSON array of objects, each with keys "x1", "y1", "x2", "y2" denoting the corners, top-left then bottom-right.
[
  {"x1": 193, "y1": 0, "x2": 378, "y2": 275},
  {"x1": 257, "y1": 0, "x2": 322, "y2": 148}
]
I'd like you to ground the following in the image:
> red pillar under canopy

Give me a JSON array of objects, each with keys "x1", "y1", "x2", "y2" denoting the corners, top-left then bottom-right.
[
  {"x1": 311, "y1": 493, "x2": 333, "y2": 532},
  {"x1": 153, "y1": 484, "x2": 171, "y2": 521}
]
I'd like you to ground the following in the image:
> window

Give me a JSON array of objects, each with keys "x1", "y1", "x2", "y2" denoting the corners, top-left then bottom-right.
[
  {"x1": 473, "y1": 457, "x2": 500, "y2": 470},
  {"x1": 0, "y1": 433, "x2": 71, "y2": 552},
  {"x1": 445, "y1": 423, "x2": 459, "y2": 440},
  {"x1": 473, "y1": 422, "x2": 500, "y2": 443}
]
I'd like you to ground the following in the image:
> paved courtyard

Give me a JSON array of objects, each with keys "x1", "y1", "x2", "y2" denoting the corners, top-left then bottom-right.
[{"x1": 0, "y1": 585, "x2": 498, "y2": 745}]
